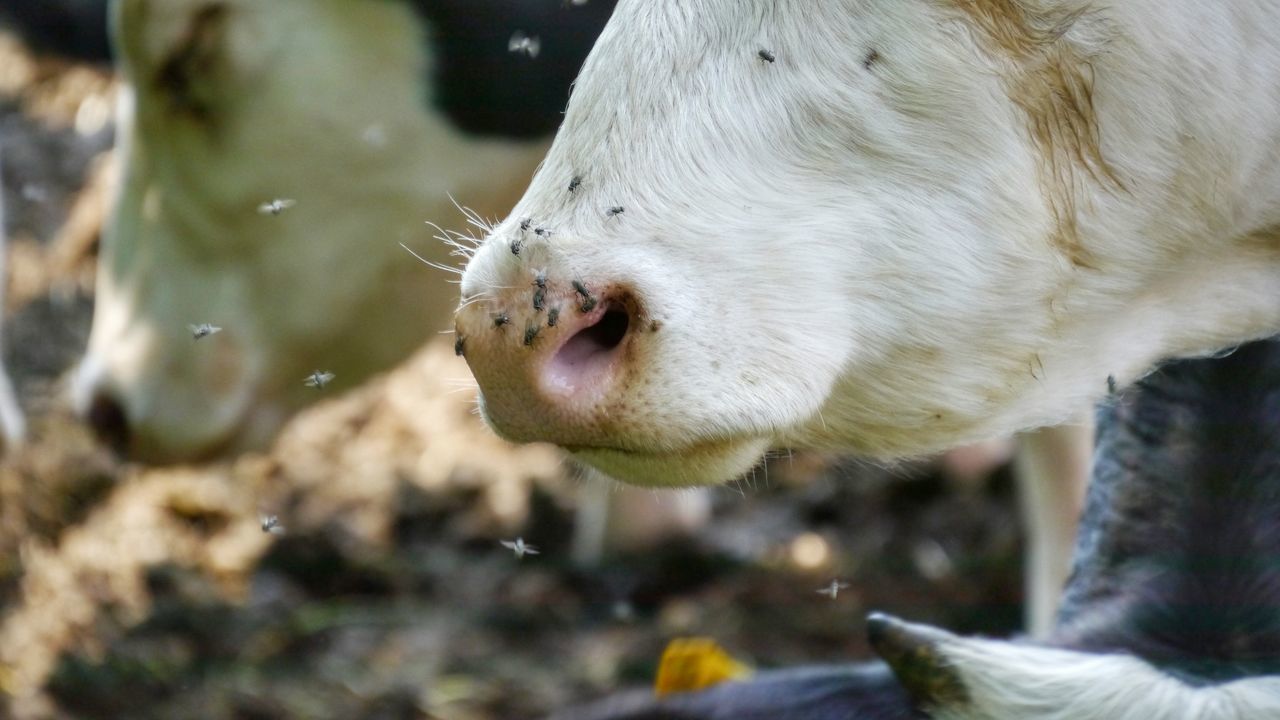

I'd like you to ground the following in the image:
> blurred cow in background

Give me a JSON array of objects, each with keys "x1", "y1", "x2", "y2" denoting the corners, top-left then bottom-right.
[
  {"x1": 555, "y1": 339, "x2": 1280, "y2": 720},
  {"x1": 72, "y1": 0, "x2": 615, "y2": 462}
]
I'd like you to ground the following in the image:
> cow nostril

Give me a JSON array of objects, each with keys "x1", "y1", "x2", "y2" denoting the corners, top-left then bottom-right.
[
  {"x1": 584, "y1": 306, "x2": 630, "y2": 350},
  {"x1": 545, "y1": 304, "x2": 632, "y2": 395},
  {"x1": 87, "y1": 392, "x2": 130, "y2": 454},
  {"x1": 563, "y1": 305, "x2": 630, "y2": 360}
]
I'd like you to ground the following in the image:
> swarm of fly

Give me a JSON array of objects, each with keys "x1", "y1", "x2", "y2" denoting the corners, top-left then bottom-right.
[{"x1": 572, "y1": 280, "x2": 598, "y2": 313}]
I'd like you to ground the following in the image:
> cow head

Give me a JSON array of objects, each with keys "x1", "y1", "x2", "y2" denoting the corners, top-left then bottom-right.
[
  {"x1": 73, "y1": 0, "x2": 557, "y2": 460},
  {"x1": 457, "y1": 0, "x2": 1280, "y2": 486}
]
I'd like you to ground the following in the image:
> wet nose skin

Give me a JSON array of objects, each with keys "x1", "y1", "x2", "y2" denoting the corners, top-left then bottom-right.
[
  {"x1": 86, "y1": 391, "x2": 130, "y2": 455},
  {"x1": 456, "y1": 278, "x2": 640, "y2": 448}
]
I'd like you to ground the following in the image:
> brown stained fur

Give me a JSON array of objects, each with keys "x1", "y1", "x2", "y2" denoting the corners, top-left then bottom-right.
[
  {"x1": 1245, "y1": 225, "x2": 1280, "y2": 250},
  {"x1": 947, "y1": 0, "x2": 1123, "y2": 268}
]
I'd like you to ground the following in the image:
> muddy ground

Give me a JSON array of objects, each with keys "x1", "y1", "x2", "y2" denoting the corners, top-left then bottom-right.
[{"x1": 0, "y1": 35, "x2": 1024, "y2": 720}]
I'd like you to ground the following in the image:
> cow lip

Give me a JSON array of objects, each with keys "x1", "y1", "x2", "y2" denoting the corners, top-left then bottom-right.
[
  {"x1": 563, "y1": 435, "x2": 741, "y2": 457},
  {"x1": 564, "y1": 435, "x2": 772, "y2": 487}
]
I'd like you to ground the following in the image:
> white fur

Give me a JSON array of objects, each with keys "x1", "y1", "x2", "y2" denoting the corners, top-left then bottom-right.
[
  {"x1": 935, "y1": 636, "x2": 1280, "y2": 720},
  {"x1": 461, "y1": 0, "x2": 1280, "y2": 486},
  {"x1": 74, "y1": 0, "x2": 548, "y2": 459}
]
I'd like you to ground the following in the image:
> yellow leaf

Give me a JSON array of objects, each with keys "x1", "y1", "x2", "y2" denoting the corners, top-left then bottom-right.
[{"x1": 654, "y1": 637, "x2": 753, "y2": 697}]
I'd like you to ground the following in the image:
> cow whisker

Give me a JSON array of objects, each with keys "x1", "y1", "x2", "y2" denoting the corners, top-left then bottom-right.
[
  {"x1": 399, "y1": 242, "x2": 464, "y2": 277},
  {"x1": 447, "y1": 193, "x2": 496, "y2": 235}
]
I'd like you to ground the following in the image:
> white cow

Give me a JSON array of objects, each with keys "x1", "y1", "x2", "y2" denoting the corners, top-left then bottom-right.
[
  {"x1": 457, "y1": 0, "x2": 1280, "y2": 634},
  {"x1": 71, "y1": 0, "x2": 614, "y2": 461},
  {"x1": 459, "y1": 0, "x2": 1280, "y2": 485}
]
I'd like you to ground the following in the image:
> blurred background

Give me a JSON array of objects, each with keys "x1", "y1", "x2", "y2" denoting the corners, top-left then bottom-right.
[{"x1": 0, "y1": 19, "x2": 1023, "y2": 720}]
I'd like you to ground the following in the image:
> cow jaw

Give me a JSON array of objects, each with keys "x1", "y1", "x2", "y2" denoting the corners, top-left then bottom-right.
[{"x1": 568, "y1": 439, "x2": 772, "y2": 489}]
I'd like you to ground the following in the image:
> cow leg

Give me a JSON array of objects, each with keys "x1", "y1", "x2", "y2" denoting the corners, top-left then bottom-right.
[
  {"x1": 0, "y1": 144, "x2": 27, "y2": 451},
  {"x1": 1015, "y1": 421, "x2": 1093, "y2": 637},
  {"x1": 572, "y1": 466, "x2": 712, "y2": 566},
  {"x1": 571, "y1": 473, "x2": 611, "y2": 566}
]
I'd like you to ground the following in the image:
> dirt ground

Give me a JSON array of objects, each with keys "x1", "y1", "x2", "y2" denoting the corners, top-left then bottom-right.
[{"x1": 0, "y1": 35, "x2": 1024, "y2": 720}]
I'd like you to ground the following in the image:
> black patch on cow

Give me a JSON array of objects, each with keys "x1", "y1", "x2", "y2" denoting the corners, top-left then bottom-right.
[
  {"x1": 0, "y1": 0, "x2": 112, "y2": 63},
  {"x1": 1056, "y1": 338, "x2": 1280, "y2": 684},
  {"x1": 405, "y1": 0, "x2": 617, "y2": 139},
  {"x1": 551, "y1": 664, "x2": 917, "y2": 720}
]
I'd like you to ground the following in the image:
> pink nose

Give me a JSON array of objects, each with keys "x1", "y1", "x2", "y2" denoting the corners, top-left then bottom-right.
[{"x1": 455, "y1": 276, "x2": 643, "y2": 448}]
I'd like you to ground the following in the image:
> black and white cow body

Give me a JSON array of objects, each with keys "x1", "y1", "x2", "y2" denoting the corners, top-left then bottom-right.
[
  {"x1": 556, "y1": 338, "x2": 1280, "y2": 719},
  {"x1": 1054, "y1": 340, "x2": 1280, "y2": 682}
]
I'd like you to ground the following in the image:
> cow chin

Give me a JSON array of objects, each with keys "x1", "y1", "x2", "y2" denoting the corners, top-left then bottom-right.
[
  {"x1": 568, "y1": 436, "x2": 771, "y2": 488},
  {"x1": 128, "y1": 399, "x2": 285, "y2": 465}
]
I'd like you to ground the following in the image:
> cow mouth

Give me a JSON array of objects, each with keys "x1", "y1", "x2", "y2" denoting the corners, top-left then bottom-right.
[
  {"x1": 125, "y1": 404, "x2": 265, "y2": 465},
  {"x1": 565, "y1": 435, "x2": 771, "y2": 487}
]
